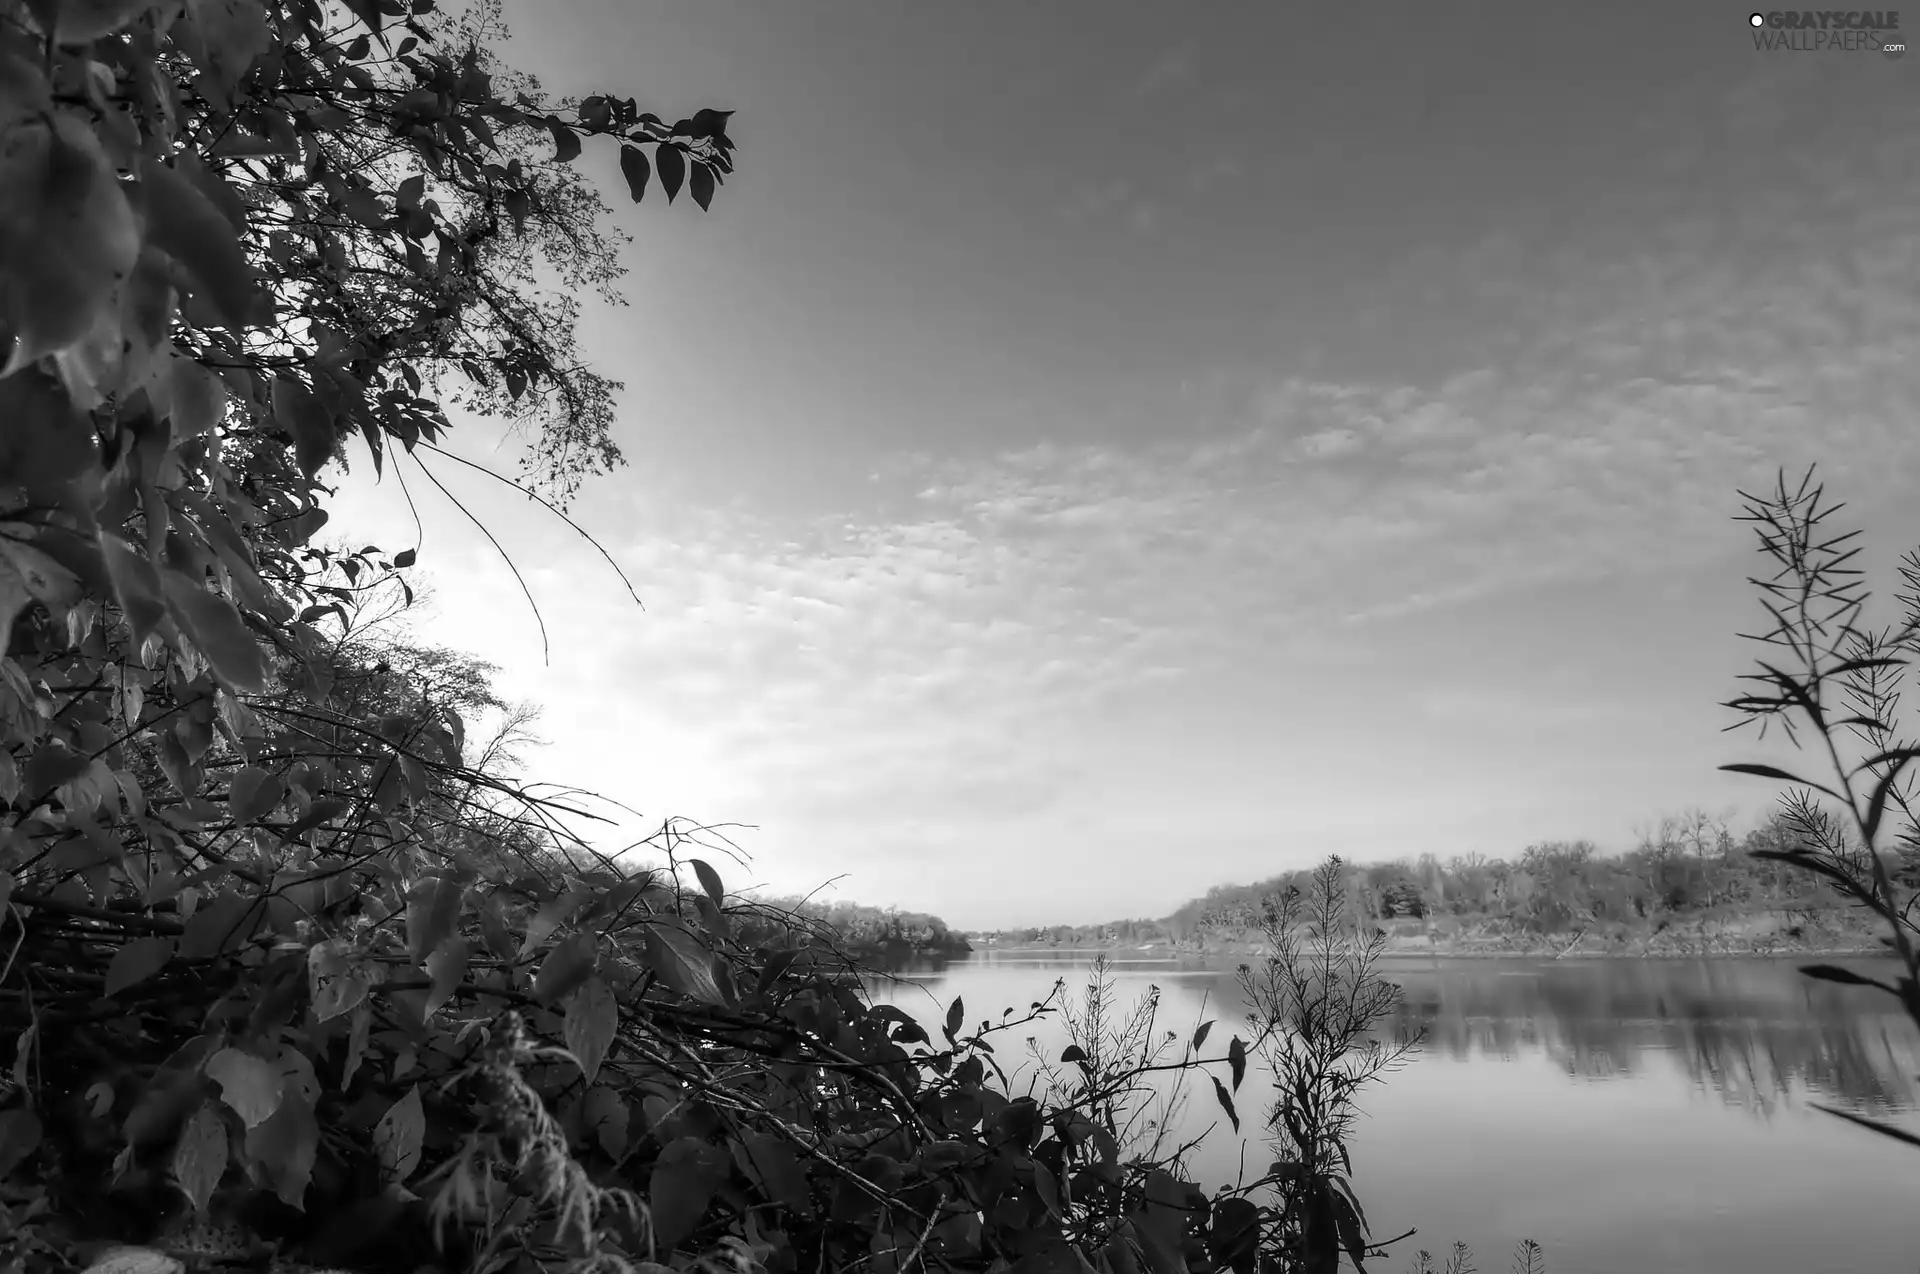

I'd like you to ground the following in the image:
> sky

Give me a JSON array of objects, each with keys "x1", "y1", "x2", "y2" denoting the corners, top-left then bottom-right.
[{"x1": 323, "y1": 2, "x2": 1920, "y2": 928}]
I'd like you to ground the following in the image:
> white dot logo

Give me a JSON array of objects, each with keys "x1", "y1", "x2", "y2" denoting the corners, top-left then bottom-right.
[{"x1": 1749, "y1": 12, "x2": 1765, "y2": 25}]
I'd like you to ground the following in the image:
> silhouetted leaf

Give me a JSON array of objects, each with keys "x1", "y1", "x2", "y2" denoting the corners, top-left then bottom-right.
[
  {"x1": 1210, "y1": 1075, "x2": 1239, "y2": 1132},
  {"x1": 1800, "y1": 964, "x2": 1896, "y2": 992},
  {"x1": 1718, "y1": 762, "x2": 1817, "y2": 785},
  {"x1": 548, "y1": 119, "x2": 581, "y2": 162},
  {"x1": 618, "y1": 144, "x2": 649, "y2": 201},
  {"x1": 945, "y1": 994, "x2": 965, "y2": 1041},
  {"x1": 656, "y1": 142, "x2": 685, "y2": 201},
  {"x1": 1810, "y1": 1101, "x2": 1920, "y2": 1149},
  {"x1": 1209, "y1": 1197, "x2": 1260, "y2": 1274},
  {"x1": 1192, "y1": 1020, "x2": 1213, "y2": 1051},
  {"x1": 690, "y1": 161, "x2": 714, "y2": 210},
  {"x1": 686, "y1": 108, "x2": 733, "y2": 137},
  {"x1": 1061, "y1": 1044, "x2": 1086, "y2": 1064},
  {"x1": 1228, "y1": 1035, "x2": 1248, "y2": 1091}
]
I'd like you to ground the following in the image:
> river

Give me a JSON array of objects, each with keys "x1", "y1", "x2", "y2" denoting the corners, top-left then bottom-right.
[{"x1": 865, "y1": 951, "x2": 1920, "y2": 1274}]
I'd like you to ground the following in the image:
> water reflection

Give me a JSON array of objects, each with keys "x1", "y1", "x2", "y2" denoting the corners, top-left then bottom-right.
[
  {"x1": 1371, "y1": 958, "x2": 1920, "y2": 1117},
  {"x1": 867, "y1": 954, "x2": 1920, "y2": 1274}
]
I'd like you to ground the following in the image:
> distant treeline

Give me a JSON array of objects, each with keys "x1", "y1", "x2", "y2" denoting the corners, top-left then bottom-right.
[
  {"x1": 976, "y1": 809, "x2": 1920, "y2": 954},
  {"x1": 758, "y1": 897, "x2": 974, "y2": 958}
]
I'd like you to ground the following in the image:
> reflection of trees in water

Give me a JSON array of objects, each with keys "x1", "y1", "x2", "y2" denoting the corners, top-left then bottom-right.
[{"x1": 1378, "y1": 961, "x2": 1920, "y2": 1113}]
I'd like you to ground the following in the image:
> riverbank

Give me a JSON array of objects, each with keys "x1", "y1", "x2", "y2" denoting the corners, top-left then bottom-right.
[{"x1": 968, "y1": 914, "x2": 1891, "y2": 961}]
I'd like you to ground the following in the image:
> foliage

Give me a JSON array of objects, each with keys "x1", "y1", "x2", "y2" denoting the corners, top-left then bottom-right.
[
  {"x1": 1233, "y1": 860, "x2": 1419, "y2": 1274},
  {"x1": 1717, "y1": 467, "x2": 1920, "y2": 1151},
  {"x1": 746, "y1": 897, "x2": 973, "y2": 962},
  {"x1": 0, "y1": 4, "x2": 1471, "y2": 1274}
]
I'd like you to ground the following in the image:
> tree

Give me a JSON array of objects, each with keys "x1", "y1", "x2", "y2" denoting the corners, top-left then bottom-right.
[{"x1": 0, "y1": 8, "x2": 1526, "y2": 1273}]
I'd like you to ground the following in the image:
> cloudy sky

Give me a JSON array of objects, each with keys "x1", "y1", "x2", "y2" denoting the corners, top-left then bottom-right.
[{"x1": 325, "y1": 2, "x2": 1920, "y2": 928}]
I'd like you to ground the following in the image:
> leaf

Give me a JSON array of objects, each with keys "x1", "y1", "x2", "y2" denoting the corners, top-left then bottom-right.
[
  {"x1": 98, "y1": 534, "x2": 168, "y2": 645},
  {"x1": 1060, "y1": 1044, "x2": 1086, "y2": 1064},
  {"x1": 286, "y1": 796, "x2": 348, "y2": 838},
  {"x1": 393, "y1": 548, "x2": 416, "y2": 568},
  {"x1": 655, "y1": 142, "x2": 685, "y2": 202},
  {"x1": 179, "y1": 0, "x2": 270, "y2": 111},
  {"x1": 372, "y1": 1085, "x2": 424, "y2": 1184},
  {"x1": 205, "y1": 1047, "x2": 283, "y2": 1127},
  {"x1": 689, "y1": 161, "x2": 714, "y2": 211},
  {"x1": 171, "y1": 1104, "x2": 227, "y2": 1214},
  {"x1": 1799, "y1": 964, "x2": 1895, "y2": 992},
  {"x1": 1809, "y1": 1100, "x2": 1920, "y2": 1150},
  {"x1": 1717, "y1": 762, "x2": 1818, "y2": 786},
  {"x1": 690, "y1": 858, "x2": 725, "y2": 909},
  {"x1": 0, "y1": 114, "x2": 139, "y2": 371},
  {"x1": 226, "y1": 765, "x2": 282, "y2": 823},
  {"x1": 0, "y1": 539, "x2": 80, "y2": 629},
  {"x1": 161, "y1": 567, "x2": 266, "y2": 691},
  {"x1": 533, "y1": 931, "x2": 598, "y2": 1004},
  {"x1": 24, "y1": 742, "x2": 91, "y2": 796},
  {"x1": 178, "y1": 887, "x2": 267, "y2": 959},
  {"x1": 583, "y1": 1085, "x2": 629, "y2": 1160},
  {"x1": 650, "y1": 1137, "x2": 729, "y2": 1250},
  {"x1": 741, "y1": 1131, "x2": 812, "y2": 1216},
  {"x1": 1330, "y1": 1184, "x2": 1369, "y2": 1272},
  {"x1": 644, "y1": 924, "x2": 730, "y2": 1006},
  {"x1": 1228, "y1": 1035, "x2": 1248, "y2": 1091},
  {"x1": 105, "y1": 935, "x2": 176, "y2": 996},
  {"x1": 1210, "y1": 1075, "x2": 1240, "y2": 1133},
  {"x1": 244, "y1": 1094, "x2": 318, "y2": 1209},
  {"x1": 1209, "y1": 1197, "x2": 1261, "y2": 1274},
  {"x1": 272, "y1": 375, "x2": 335, "y2": 477},
  {"x1": 0, "y1": 1107, "x2": 41, "y2": 1179},
  {"x1": 519, "y1": 885, "x2": 591, "y2": 954},
  {"x1": 564, "y1": 976, "x2": 618, "y2": 1084},
  {"x1": 945, "y1": 994, "x2": 965, "y2": 1041},
  {"x1": 618, "y1": 144, "x2": 650, "y2": 201},
  {"x1": 1192, "y1": 1020, "x2": 1213, "y2": 1052},
  {"x1": 548, "y1": 118, "x2": 581, "y2": 163},
  {"x1": 405, "y1": 875, "x2": 464, "y2": 965},
  {"x1": 137, "y1": 158, "x2": 264, "y2": 328},
  {"x1": 423, "y1": 938, "x2": 467, "y2": 1020}
]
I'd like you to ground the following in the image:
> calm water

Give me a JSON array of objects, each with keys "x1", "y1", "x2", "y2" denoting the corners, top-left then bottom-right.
[{"x1": 868, "y1": 953, "x2": 1920, "y2": 1274}]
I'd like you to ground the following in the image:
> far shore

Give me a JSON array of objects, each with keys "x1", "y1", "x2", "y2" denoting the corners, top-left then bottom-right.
[{"x1": 963, "y1": 938, "x2": 1892, "y2": 961}]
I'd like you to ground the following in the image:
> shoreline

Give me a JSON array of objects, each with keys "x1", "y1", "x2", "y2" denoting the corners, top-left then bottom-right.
[{"x1": 963, "y1": 941, "x2": 1892, "y2": 961}]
